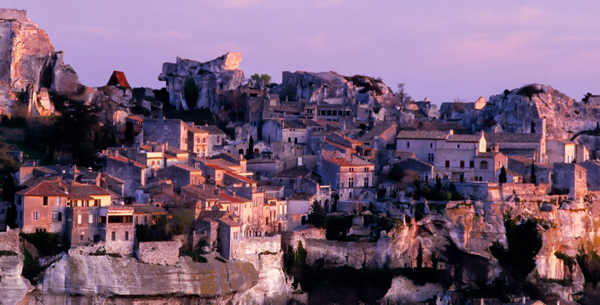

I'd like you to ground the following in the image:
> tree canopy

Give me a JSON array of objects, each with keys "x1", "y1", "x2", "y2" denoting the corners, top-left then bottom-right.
[{"x1": 250, "y1": 73, "x2": 272, "y2": 86}]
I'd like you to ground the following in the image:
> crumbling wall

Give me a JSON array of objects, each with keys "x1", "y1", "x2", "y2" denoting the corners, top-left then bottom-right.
[{"x1": 137, "y1": 240, "x2": 181, "y2": 265}]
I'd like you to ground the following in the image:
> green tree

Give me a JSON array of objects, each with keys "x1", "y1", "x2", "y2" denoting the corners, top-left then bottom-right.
[
  {"x1": 183, "y1": 79, "x2": 199, "y2": 110},
  {"x1": 124, "y1": 121, "x2": 135, "y2": 145},
  {"x1": 2, "y1": 174, "x2": 15, "y2": 202},
  {"x1": 499, "y1": 166, "x2": 507, "y2": 184},
  {"x1": 250, "y1": 73, "x2": 272, "y2": 86},
  {"x1": 168, "y1": 208, "x2": 194, "y2": 236},
  {"x1": 307, "y1": 200, "x2": 328, "y2": 229},
  {"x1": 530, "y1": 161, "x2": 537, "y2": 184},
  {"x1": 248, "y1": 136, "x2": 254, "y2": 155},
  {"x1": 52, "y1": 99, "x2": 100, "y2": 167},
  {"x1": 416, "y1": 242, "x2": 423, "y2": 269},
  {"x1": 396, "y1": 83, "x2": 414, "y2": 104}
]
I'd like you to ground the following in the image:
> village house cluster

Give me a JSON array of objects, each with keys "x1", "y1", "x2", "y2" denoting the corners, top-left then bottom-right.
[{"x1": 2, "y1": 70, "x2": 599, "y2": 261}]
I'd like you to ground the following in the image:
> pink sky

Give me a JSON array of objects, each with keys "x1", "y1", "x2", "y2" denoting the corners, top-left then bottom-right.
[{"x1": 7, "y1": 1, "x2": 600, "y2": 104}]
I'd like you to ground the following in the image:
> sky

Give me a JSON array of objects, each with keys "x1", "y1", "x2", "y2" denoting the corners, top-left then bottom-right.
[{"x1": 6, "y1": 1, "x2": 600, "y2": 104}]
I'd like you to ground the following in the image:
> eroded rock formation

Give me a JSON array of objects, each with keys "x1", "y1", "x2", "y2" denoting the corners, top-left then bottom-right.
[
  {"x1": 0, "y1": 9, "x2": 79, "y2": 116},
  {"x1": 159, "y1": 52, "x2": 245, "y2": 110}
]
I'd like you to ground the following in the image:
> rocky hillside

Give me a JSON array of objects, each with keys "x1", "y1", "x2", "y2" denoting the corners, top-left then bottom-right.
[{"x1": 475, "y1": 84, "x2": 600, "y2": 139}]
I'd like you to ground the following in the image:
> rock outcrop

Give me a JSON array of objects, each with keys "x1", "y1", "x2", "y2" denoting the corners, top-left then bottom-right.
[
  {"x1": 475, "y1": 84, "x2": 600, "y2": 139},
  {"x1": 158, "y1": 52, "x2": 245, "y2": 110},
  {"x1": 0, "y1": 9, "x2": 79, "y2": 116},
  {"x1": 33, "y1": 254, "x2": 258, "y2": 304},
  {"x1": 0, "y1": 229, "x2": 33, "y2": 305},
  {"x1": 273, "y1": 71, "x2": 397, "y2": 106}
]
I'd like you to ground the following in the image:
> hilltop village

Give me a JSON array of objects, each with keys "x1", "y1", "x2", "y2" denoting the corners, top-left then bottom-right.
[{"x1": 2, "y1": 9, "x2": 600, "y2": 305}]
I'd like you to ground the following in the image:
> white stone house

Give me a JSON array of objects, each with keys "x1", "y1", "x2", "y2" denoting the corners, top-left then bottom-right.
[{"x1": 547, "y1": 139, "x2": 576, "y2": 164}]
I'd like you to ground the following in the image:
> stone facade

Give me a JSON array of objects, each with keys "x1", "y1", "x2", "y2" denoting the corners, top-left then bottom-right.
[
  {"x1": 553, "y1": 163, "x2": 587, "y2": 200},
  {"x1": 137, "y1": 240, "x2": 182, "y2": 265},
  {"x1": 143, "y1": 118, "x2": 189, "y2": 151}
]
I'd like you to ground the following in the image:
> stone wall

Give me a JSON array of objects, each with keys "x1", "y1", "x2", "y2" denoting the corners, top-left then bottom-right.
[
  {"x1": 0, "y1": 227, "x2": 20, "y2": 253},
  {"x1": 0, "y1": 9, "x2": 27, "y2": 22},
  {"x1": 137, "y1": 240, "x2": 182, "y2": 265}
]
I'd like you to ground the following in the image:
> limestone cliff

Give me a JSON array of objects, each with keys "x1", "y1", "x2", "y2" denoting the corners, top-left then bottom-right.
[
  {"x1": 0, "y1": 9, "x2": 79, "y2": 116},
  {"x1": 158, "y1": 52, "x2": 245, "y2": 110},
  {"x1": 29, "y1": 254, "x2": 258, "y2": 304}
]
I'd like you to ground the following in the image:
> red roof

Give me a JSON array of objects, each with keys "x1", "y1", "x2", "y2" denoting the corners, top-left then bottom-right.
[
  {"x1": 107, "y1": 154, "x2": 148, "y2": 169},
  {"x1": 16, "y1": 181, "x2": 68, "y2": 196},
  {"x1": 107, "y1": 71, "x2": 131, "y2": 88},
  {"x1": 68, "y1": 185, "x2": 112, "y2": 199}
]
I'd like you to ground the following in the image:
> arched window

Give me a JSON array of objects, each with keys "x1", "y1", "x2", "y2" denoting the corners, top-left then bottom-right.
[{"x1": 480, "y1": 161, "x2": 488, "y2": 169}]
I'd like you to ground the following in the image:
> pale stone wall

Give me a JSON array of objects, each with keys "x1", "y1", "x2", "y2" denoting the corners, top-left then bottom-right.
[{"x1": 137, "y1": 240, "x2": 181, "y2": 265}]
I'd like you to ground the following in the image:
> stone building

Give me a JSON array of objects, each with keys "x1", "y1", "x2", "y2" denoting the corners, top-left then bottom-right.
[
  {"x1": 187, "y1": 124, "x2": 209, "y2": 157},
  {"x1": 246, "y1": 157, "x2": 285, "y2": 180},
  {"x1": 579, "y1": 160, "x2": 600, "y2": 192},
  {"x1": 15, "y1": 181, "x2": 68, "y2": 234},
  {"x1": 547, "y1": 139, "x2": 576, "y2": 164},
  {"x1": 393, "y1": 158, "x2": 434, "y2": 182},
  {"x1": 218, "y1": 217, "x2": 242, "y2": 260},
  {"x1": 143, "y1": 118, "x2": 189, "y2": 151},
  {"x1": 552, "y1": 163, "x2": 587, "y2": 200},
  {"x1": 104, "y1": 206, "x2": 135, "y2": 255},
  {"x1": 319, "y1": 151, "x2": 374, "y2": 203},
  {"x1": 67, "y1": 184, "x2": 113, "y2": 246},
  {"x1": 103, "y1": 151, "x2": 148, "y2": 197},
  {"x1": 155, "y1": 164, "x2": 203, "y2": 192}
]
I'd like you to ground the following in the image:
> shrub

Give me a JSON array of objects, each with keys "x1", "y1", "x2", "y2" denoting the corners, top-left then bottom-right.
[{"x1": 20, "y1": 232, "x2": 67, "y2": 257}]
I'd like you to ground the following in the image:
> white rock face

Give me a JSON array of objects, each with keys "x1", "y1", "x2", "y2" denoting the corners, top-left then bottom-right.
[
  {"x1": 379, "y1": 276, "x2": 443, "y2": 304},
  {"x1": 0, "y1": 9, "x2": 79, "y2": 116},
  {"x1": 159, "y1": 52, "x2": 245, "y2": 110}
]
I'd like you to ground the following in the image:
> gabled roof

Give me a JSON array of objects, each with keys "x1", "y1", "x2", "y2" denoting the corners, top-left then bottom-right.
[
  {"x1": 446, "y1": 133, "x2": 482, "y2": 143},
  {"x1": 395, "y1": 158, "x2": 433, "y2": 172},
  {"x1": 396, "y1": 130, "x2": 448, "y2": 140},
  {"x1": 194, "y1": 125, "x2": 227, "y2": 135},
  {"x1": 282, "y1": 120, "x2": 307, "y2": 129},
  {"x1": 485, "y1": 133, "x2": 542, "y2": 143},
  {"x1": 322, "y1": 151, "x2": 373, "y2": 167},
  {"x1": 106, "y1": 154, "x2": 148, "y2": 169},
  {"x1": 16, "y1": 181, "x2": 67, "y2": 196},
  {"x1": 68, "y1": 184, "x2": 112, "y2": 199},
  {"x1": 107, "y1": 71, "x2": 131, "y2": 88}
]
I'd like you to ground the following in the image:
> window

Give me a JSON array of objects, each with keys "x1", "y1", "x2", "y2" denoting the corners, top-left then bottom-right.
[
  {"x1": 94, "y1": 199, "x2": 101, "y2": 207},
  {"x1": 349, "y1": 168, "x2": 354, "y2": 172},
  {"x1": 430, "y1": 143, "x2": 433, "y2": 148},
  {"x1": 77, "y1": 214, "x2": 82, "y2": 224},
  {"x1": 80, "y1": 235, "x2": 83, "y2": 241},
  {"x1": 125, "y1": 231, "x2": 129, "y2": 241},
  {"x1": 470, "y1": 161, "x2": 474, "y2": 168},
  {"x1": 43, "y1": 196, "x2": 48, "y2": 206},
  {"x1": 348, "y1": 177, "x2": 354, "y2": 188},
  {"x1": 33, "y1": 211, "x2": 39, "y2": 221},
  {"x1": 363, "y1": 177, "x2": 369, "y2": 187},
  {"x1": 457, "y1": 144, "x2": 461, "y2": 148},
  {"x1": 89, "y1": 214, "x2": 93, "y2": 224},
  {"x1": 445, "y1": 160, "x2": 450, "y2": 168},
  {"x1": 480, "y1": 161, "x2": 488, "y2": 169},
  {"x1": 364, "y1": 167, "x2": 369, "y2": 172},
  {"x1": 111, "y1": 231, "x2": 116, "y2": 241},
  {"x1": 52, "y1": 212, "x2": 62, "y2": 222},
  {"x1": 428, "y1": 154, "x2": 434, "y2": 163},
  {"x1": 460, "y1": 161, "x2": 465, "y2": 168},
  {"x1": 407, "y1": 142, "x2": 410, "y2": 148}
]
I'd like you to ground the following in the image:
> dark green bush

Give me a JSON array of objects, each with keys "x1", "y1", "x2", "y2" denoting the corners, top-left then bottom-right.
[{"x1": 20, "y1": 232, "x2": 67, "y2": 257}]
